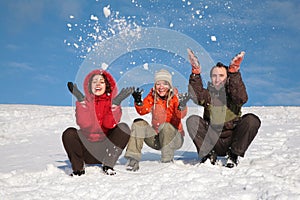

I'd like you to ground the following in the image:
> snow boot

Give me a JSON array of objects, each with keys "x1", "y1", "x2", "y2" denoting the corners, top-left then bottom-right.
[
  {"x1": 226, "y1": 151, "x2": 238, "y2": 168},
  {"x1": 200, "y1": 150, "x2": 217, "y2": 165},
  {"x1": 70, "y1": 169, "x2": 85, "y2": 176},
  {"x1": 126, "y1": 158, "x2": 139, "y2": 172},
  {"x1": 103, "y1": 166, "x2": 116, "y2": 175},
  {"x1": 209, "y1": 150, "x2": 217, "y2": 165}
]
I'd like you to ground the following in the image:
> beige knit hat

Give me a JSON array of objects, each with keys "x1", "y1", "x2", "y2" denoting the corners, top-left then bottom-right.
[{"x1": 154, "y1": 69, "x2": 173, "y2": 88}]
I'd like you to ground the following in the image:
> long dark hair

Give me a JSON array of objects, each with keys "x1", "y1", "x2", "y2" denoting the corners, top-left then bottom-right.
[{"x1": 88, "y1": 73, "x2": 112, "y2": 95}]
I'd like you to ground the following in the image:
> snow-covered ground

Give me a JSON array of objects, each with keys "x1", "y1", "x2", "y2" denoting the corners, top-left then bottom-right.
[{"x1": 0, "y1": 104, "x2": 299, "y2": 199}]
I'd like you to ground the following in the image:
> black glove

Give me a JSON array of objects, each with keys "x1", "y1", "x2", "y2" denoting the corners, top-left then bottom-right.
[
  {"x1": 178, "y1": 93, "x2": 190, "y2": 110},
  {"x1": 112, "y1": 87, "x2": 134, "y2": 106},
  {"x1": 67, "y1": 82, "x2": 85, "y2": 102},
  {"x1": 132, "y1": 87, "x2": 143, "y2": 106}
]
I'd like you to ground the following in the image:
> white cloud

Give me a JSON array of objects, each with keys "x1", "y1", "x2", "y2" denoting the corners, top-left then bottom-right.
[
  {"x1": 7, "y1": 62, "x2": 34, "y2": 71},
  {"x1": 4, "y1": 1, "x2": 44, "y2": 34},
  {"x1": 34, "y1": 74, "x2": 58, "y2": 84},
  {"x1": 265, "y1": 1, "x2": 300, "y2": 31},
  {"x1": 268, "y1": 90, "x2": 300, "y2": 106},
  {"x1": 56, "y1": 0, "x2": 84, "y2": 19},
  {"x1": 5, "y1": 44, "x2": 21, "y2": 51}
]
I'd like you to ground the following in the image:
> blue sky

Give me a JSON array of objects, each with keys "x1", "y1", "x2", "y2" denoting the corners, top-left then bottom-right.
[{"x1": 1, "y1": 0, "x2": 299, "y2": 106}]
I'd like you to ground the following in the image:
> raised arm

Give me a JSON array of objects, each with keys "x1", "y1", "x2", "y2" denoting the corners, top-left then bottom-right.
[{"x1": 227, "y1": 51, "x2": 248, "y2": 105}]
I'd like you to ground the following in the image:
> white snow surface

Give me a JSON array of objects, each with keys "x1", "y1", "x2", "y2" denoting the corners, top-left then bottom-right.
[{"x1": 0, "y1": 104, "x2": 300, "y2": 200}]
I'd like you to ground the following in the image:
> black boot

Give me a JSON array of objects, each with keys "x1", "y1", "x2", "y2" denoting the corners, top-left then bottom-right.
[
  {"x1": 209, "y1": 150, "x2": 217, "y2": 165},
  {"x1": 102, "y1": 166, "x2": 116, "y2": 175},
  {"x1": 226, "y1": 150, "x2": 238, "y2": 168},
  {"x1": 200, "y1": 150, "x2": 217, "y2": 165},
  {"x1": 70, "y1": 169, "x2": 85, "y2": 176}
]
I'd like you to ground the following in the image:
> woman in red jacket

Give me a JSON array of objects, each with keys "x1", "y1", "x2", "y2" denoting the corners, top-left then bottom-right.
[
  {"x1": 62, "y1": 69, "x2": 133, "y2": 176},
  {"x1": 124, "y1": 69, "x2": 188, "y2": 171}
]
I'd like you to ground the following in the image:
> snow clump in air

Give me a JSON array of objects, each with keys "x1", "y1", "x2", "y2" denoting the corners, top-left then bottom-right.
[{"x1": 103, "y1": 5, "x2": 111, "y2": 18}]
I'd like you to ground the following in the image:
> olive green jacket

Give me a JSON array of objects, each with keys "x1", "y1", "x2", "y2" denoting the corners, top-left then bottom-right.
[{"x1": 188, "y1": 72, "x2": 248, "y2": 128}]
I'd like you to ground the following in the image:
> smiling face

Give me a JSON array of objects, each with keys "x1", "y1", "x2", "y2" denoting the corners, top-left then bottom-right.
[
  {"x1": 90, "y1": 74, "x2": 106, "y2": 96},
  {"x1": 155, "y1": 80, "x2": 170, "y2": 97},
  {"x1": 211, "y1": 67, "x2": 227, "y2": 90}
]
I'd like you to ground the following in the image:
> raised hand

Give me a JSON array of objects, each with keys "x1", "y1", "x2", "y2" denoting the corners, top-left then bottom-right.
[
  {"x1": 187, "y1": 48, "x2": 201, "y2": 74},
  {"x1": 132, "y1": 87, "x2": 144, "y2": 106},
  {"x1": 67, "y1": 82, "x2": 85, "y2": 102},
  {"x1": 228, "y1": 51, "x2": 245, "y2": 73},
  {"x1": 178, "y1": 93, "x2": 190, "y2": 110},
  {"x1": 112, "y1": 87, "x2": 134, "y2": 106}
]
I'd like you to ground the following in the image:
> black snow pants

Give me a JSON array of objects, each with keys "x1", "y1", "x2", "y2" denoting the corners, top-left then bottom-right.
[
  {"x1": 186, "y1": 113, "x2": 261, "y2": 158},
  {"x1": 62, "y1": 122, "x2": 130, "y2": 171}
]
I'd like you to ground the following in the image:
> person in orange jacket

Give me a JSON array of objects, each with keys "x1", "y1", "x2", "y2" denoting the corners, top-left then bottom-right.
[{"x1": 125, "y1": 69, "x2": 188, "y2": 171}]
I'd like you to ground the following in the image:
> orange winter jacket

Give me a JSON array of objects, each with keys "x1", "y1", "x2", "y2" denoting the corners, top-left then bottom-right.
[{"x1": 135, "y1": 88, "x2": 187, "y2": 136}]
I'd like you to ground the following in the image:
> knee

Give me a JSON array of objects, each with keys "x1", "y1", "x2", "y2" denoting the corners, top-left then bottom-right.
[
  {"x1": 117, "y1": 122, "x2": 131, "y2": 135},
  {"x1": 186, "y1": 115, "x2": 199, "y2": 125},
  {"x1": 132, "y1": 118, "x2": 149, "y2": 128},
  {"x1": 158, "y1": 122, "x2": 175, "y2": 132},
  {"x1": 242, "y1": 114, "x2": 261, "y2": 129},
  {"x1": 62, "y1": 127, "x2": 78, "y2": 141},
  {"x1": 186, "y1": 115, "x2": 207, "y2": 130}
]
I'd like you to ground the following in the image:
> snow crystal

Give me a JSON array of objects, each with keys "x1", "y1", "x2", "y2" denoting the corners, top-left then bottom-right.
[
  {"x1": 210, "y1": 35, "x2": 217, "y2": 42},
  {"x1": 143, "y1": 63, "x2": 149, "y2": 70},
  {"x1": 90, "y1": 14, "x2": 98, "y2": 21},
  {"x1": 101, "y1": 62, "x2": 109, "y2": 70},
  {"x1": 73, "y1": 43, "x2": 79, "y2": 49},
  {"x1": 103, "y1": 5, "x2": 111, "y2": 18}
]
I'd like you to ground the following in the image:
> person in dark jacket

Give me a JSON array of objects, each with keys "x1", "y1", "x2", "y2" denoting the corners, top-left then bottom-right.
[
  {"x1": 182, "y1": 49, "x2": 261, "y2": 168},
  {"x1": 62, "y1": 69, "x2": 133, "y2": 175}
]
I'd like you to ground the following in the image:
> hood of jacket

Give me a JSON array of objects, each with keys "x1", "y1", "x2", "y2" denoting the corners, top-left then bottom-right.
[{"x1": 83, "y1": 69, "x2": 118, "y2": 100}]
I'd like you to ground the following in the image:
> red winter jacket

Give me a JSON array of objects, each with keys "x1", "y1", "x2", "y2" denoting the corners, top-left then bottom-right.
[{"x1": 75, "y1": 70, "x2": 122, "y2": 142}]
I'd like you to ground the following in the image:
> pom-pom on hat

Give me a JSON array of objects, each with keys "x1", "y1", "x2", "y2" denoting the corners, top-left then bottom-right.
[{"x1": 154, "y1": 69, "x2": 173, "y2": 88}]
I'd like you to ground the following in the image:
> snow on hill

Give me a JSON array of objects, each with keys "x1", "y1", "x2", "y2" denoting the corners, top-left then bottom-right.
[{"x1": 0, "y1": 104, "x2": 299, "y2": 199}]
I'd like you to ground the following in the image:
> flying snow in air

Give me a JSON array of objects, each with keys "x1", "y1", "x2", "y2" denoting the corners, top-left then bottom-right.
[
  {"x1": 103, "y1": 5, "x2": 111, "y2": 18},
  {"x1": 211, "y1": 35, "x2": 217, "y2": 42},
  {"x1": 90, "y1": 15, "x2": 99, "y2": 21},
  {"x1": 102, "y1": 62, "x2": 109, "y2": 70},
  {"x1": 143, "y1": 63, "x2": 149, "y2": 70}
]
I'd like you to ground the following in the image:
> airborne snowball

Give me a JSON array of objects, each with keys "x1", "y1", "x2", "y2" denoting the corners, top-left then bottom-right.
[
  {"x1": 90, "y1": 15, "x2": 98, "y2": 21},
  {"x1": 143, "y1": 63, "x2": 149, "y2": 70},
  {"x1": 103, "y1": 5, "x2": 111, "y2": 18},
  {"x1": 211, "y1": 35, "x2": 217, "y2": 42},
  {"x1": 101, "y1": 63, "x2": 109, "y2": 70}
]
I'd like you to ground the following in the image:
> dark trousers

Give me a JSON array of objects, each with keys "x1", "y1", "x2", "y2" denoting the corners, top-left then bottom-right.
[
  {"x1": 62, "y1": 123, "x2": 130, "y2": 171},
  {"x1": 186, "y1": 114, "x2": 261, "y2": 158}
]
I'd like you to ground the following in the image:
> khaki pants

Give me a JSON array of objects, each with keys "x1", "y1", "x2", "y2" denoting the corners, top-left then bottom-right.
[{"x1": 125, "y1": 119, "x2": 183, "y2": 162}]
